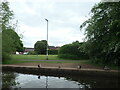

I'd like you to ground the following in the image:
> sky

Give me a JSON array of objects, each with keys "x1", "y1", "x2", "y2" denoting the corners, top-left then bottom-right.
[{"x1": 7, "y1": 0, "x2": 101, "y2": 48}]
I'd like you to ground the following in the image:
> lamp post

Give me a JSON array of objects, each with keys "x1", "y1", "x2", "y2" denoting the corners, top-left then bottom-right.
[{"x1": 45, "y1": 19, "x2": 48, "y2": 60}]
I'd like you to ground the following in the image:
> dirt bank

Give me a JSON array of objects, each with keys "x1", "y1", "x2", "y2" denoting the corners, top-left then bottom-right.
[{"x1": 3, "y1": 63, "x2": 103, "y2": 69}]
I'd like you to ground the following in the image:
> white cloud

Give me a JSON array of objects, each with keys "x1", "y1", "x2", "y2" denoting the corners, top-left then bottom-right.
[{"x1": 19, "y1": 24, "x2": 47, "y2": 47}]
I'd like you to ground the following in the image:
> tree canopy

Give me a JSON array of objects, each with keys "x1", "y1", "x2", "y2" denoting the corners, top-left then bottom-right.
[
  {"x1": 1, "y1": 1, "x2": 23, "y2": 61},
  {"x1": 34, "y1": 40, "x2": 47, "y2": 55},
  {"x1": 80, "y1": 2, "x2": 120, "y2": 65}
]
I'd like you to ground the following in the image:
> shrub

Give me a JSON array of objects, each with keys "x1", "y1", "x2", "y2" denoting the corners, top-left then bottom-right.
[
  {"x1": 2, "y1": 52, "x2": 11, "y2": 62},
  {"x1": 48, "y1": 49, "x2": 58, "y2": 55},
  {"x1": 28, "y1": 51, "x2": 36, "y2": 55},
  {"x1": 58, "y1": 54, "x2": 79, "y2": 60}
]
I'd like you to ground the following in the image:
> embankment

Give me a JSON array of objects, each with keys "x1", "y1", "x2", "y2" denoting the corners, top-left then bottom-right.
[{"x1": 2, "y1": 65, "x2": 119, "y2": 78}]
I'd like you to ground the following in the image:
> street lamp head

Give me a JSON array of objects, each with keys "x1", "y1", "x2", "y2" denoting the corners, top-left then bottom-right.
[{"x1": 45, "y1": 19, "x2": 48, "y2": 21}]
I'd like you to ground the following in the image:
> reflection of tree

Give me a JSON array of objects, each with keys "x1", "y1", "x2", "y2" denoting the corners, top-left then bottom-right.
[
  {"x1": 65, "y1": 75, "x2": 118, "y2": 88},
  {"x1": 2, "y1": 72, "x2": 19, "y2": 89}
]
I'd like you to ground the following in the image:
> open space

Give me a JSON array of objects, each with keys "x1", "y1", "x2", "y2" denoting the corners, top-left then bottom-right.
[{"x1": 2, "y1": 55, "x2": 119, "y2": 70}]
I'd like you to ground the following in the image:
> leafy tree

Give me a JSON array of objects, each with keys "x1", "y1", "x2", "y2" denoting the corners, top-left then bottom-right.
[
  {"x1": 34, "y1": 40, "x2": 47, "y2": 54},
  {"x1": 1, "y1": 1, "x2": 23, "y2": 61},
  {"x1": 80, "y1": 2, "x2": 120, "y2": 65}
]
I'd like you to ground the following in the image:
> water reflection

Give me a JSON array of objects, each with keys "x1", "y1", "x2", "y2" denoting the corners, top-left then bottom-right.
[
  {"x1": 46, "y1": 76, "x2": 48, "y2": 89},
  {"x1": 38, "y1": 76, "x2": 40, "y2": 79},
  {"x1": 2, "y1": 71, "x2": 118, "y2": 89}
]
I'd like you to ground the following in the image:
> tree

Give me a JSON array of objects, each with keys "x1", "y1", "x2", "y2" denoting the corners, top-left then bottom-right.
[
  {"x1": 1, "y1": 1, "x2": 23, "y2": 61},
  {"x1": 80, "y1": 2, "x2": 120, "y2": 65},
  {"x1": 34, "y1": 40, "x2": 47, "y2": 54}
]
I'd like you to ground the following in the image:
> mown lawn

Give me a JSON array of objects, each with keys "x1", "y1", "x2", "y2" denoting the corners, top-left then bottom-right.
[
  {"x1": 11, "y1": 55, "x2": 60, "y2": 60},
  {"x1": 3, "y1": 55, "x2": 89, "y2": 64}
]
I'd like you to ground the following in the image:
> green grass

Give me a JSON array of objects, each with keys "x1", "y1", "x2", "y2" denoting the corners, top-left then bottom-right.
[
  {"x1": 3, "y1": 55, "x2": 119, "y2": 70},
  {"x1": 11, "y1": 55, "x2": 60, "y2": 60},
  {"x1": 3, "y1": 55, "x2": 89, "y2": 64}
]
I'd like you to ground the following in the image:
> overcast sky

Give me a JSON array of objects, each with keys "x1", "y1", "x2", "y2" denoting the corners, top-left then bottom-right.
[{"x1": 8, "y1": 0, "x2": 101, "y2": 48}]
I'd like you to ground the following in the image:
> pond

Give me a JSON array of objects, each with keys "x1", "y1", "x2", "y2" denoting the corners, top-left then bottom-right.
[{"x1": 2, "y1": 71, "x2": 118, "y2": 89}]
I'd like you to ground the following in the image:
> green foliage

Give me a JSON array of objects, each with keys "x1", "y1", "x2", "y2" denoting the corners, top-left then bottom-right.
[
  {"x1": 34, "y1": 40, "x2": 47, "y2": 54},
  {"x1": 58, "y1": 54, "x2": 79, "y2": 60},
  {"x1": 1, "y1": 1, "x2": 23, "y2": 62},
  {"x1": 58, "y1": 41, "x2": 89, "y2": 59},
  {"x1": 2, "y1": 72, "x2": 19, "y2": 88},
  {"x1": 28, "y1": 51, "x2": 36, "y2": 55},
  {"x1": 80, "y1": 2, "x2": 120, "y2": 65},
  {"x1": 0, "y1": 1, "x2": 14, "y2": 30},
  {"x1": 2, "y1": 52, "x2": 11, "y2": 61},
  {"x1": 48, "y1": 49, "x2": 58, "y2": 55}
]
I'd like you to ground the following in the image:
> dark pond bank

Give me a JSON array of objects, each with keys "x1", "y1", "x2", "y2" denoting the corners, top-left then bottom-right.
[{"x1": 2, "y1": 65, "x2": 119, "y2": 78}]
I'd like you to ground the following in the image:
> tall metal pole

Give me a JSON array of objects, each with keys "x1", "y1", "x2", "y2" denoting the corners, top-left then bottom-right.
[{"x1": 45, "y1": 19, "x2": 48, "y2": 60}]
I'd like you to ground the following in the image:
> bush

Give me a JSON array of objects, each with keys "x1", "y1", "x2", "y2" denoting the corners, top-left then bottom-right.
[
  {"x1": 58, "y1": 41, "x2": 89, "y2": 60},
  {"x1": 48, "y1": 49, "x2": 58, "y2": 55},
  {"x1": 58, "y1": 54, "x2": 79, "y2": 60},
  {"x1": 28, "y1": 51, "x2": 36, "y2": 55},
  {"x1": 2, "y1": 52, "x2": 11, "y2": 62}
]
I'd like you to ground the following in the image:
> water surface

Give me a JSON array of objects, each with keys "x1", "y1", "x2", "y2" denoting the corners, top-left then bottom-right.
[{"x1": 2, "y1": 71, "x2": 118, "y2": 89}]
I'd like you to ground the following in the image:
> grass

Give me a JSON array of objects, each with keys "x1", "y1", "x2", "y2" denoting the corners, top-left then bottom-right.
[
  {"x1": 11, "y1": 55, "x2": 60, "y2": 60},
  {"x1": 3, "y1": 55, "x2": 119, "y2": 70},
  {"x1": 3, "y1": 55, "x2": 89, "y2": 64}
]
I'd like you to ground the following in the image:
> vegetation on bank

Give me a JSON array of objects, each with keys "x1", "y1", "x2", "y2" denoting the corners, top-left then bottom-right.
[
  {"x1": 1, "y1": 1, "x2": 24, "y2": 62},
  {"x1": 57, "y1": 2, "x2": 120, "y2": 67},
  {"x1": 80, "y1": 2, "x2": 120, "y2": 66},
  {"x1": 58, "y1": 41, "x2": 89, "y2": 60}
]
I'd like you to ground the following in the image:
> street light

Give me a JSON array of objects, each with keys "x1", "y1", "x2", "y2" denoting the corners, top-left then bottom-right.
[{"x1": 45, "y1": 19, "x2": 48, "y2": 60}]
